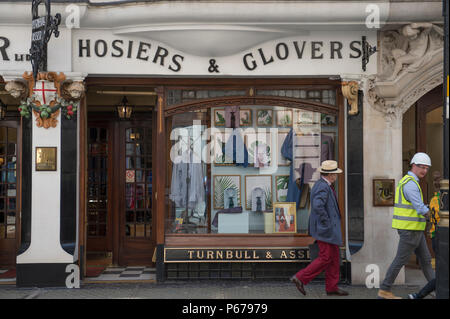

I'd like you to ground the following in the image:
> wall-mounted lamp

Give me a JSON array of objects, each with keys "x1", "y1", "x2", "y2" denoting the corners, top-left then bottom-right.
[
  {"x1": 116, "y1": 96, "x2": 133, "y2": 120},
  {"x1": 0, "y1": 99, "x2": 7, "y2": 120}
]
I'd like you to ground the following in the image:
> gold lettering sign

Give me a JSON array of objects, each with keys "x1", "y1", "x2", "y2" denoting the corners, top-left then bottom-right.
[
  {"x1": 164, "y1": 247, "x2": 312, "y2": 263},
  {"x1": 35, "y1": 147, "x2": 57, "y2": 171}
]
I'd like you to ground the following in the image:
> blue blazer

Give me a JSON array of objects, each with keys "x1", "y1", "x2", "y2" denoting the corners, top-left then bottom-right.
[{"x1": 308, "y1": 178, "x2": 343, "y2": 246}]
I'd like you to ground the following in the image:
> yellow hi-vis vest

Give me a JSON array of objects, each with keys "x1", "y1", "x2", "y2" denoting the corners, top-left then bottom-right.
[{"x1": 392, "y1": 175, "x2": 427, "y2": 231}]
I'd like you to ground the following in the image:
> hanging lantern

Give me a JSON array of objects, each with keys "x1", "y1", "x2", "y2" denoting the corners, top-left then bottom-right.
[{"x1": 116, "y1": 96, "x2": 133, "y2": 120}]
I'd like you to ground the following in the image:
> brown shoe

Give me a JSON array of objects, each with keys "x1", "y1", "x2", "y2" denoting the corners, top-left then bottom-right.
[
  {"x1": 326, "y1": 288, "x2": 349, "y2": 296},
  {"x1": 290, "y1": 275, "x2": 306, "y2": 295},
  {"x1": 377, "y1": 289, "x2": 402, "y2": 299}
]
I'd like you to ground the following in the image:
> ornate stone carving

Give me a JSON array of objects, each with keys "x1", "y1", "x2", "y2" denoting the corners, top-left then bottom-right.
[
  {"x1": 366, "y1": 22, "x2": 444, "y2": 128},
  {"x1": 341, "y1": 81, "x2": 359, "y2": 115},
  {"x1": 380, "y1": 23, "x2": 443, "y2": 81},
  {"x1": 61, "y1": 80, "x2": 85, "y2": 101},
  {"x1": 4, "y1": 80, "x2": 29, "y2": 100}
]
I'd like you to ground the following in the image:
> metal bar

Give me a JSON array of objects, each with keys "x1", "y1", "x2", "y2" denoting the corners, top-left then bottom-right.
[{"x1": 95, "y1": 90, "x2": 157, "y2": 96}]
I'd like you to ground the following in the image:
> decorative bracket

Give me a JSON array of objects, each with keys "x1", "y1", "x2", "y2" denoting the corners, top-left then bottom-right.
[
  {"x1": 342, "y1": 81, "x2": 359, "y2": 116},
  {"x1": 362, "y1": 36, "x2": 377, "y2": 72}
]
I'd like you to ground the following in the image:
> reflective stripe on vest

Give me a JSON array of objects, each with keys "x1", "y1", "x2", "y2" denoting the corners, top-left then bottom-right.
[{"x1": 392, "y1": 175, "x2": 427, "y2": 231}]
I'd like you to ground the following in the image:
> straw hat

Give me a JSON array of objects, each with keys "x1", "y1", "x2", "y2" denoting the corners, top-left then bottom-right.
[{"x1": 319, "y1": 160, "x2": 343, "y2": 174}]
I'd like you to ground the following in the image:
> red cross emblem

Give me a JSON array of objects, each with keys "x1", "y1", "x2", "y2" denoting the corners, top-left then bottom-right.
[{"x1": 33, "y1": 81, "x2": 57, "y2": 105}]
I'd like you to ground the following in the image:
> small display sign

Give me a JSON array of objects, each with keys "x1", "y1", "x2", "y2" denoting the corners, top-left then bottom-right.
[{"x1": 35, "y1": 147, "x2": 57, "y2": 171}]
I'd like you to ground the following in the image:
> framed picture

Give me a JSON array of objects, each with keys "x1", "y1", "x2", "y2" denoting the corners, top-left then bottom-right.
[
  {"x1": 373, "y1": 179, "x2": 395, "y2": 206},
  {"x1": 35, "y1": 147, "x2": 57, "y2": 171},
  {"x1": 214, "y1": 108, "x2": 226, "y2": 126},
  {"x1": 246, "y1": 132, "x2": 272, "y2": 166},
  {"x1": 296, "y1": 110, "x2": 320, "y2": 124},
  {"x1": 256, "y1": 109, "x2": 273, "y2": 126},
  {"x1": 245, "y1": 175, "x2": 272, "y2": 211},
  {"x1": 276, "y1": 175, "x2": 289, "y2": 202},
  {"x1": 239, "y1": 109, "x2": 252, "y2": 127},
  {"x1": 277, "y1": 131, "x2": 290, "y2": 166},
  {"x1": 276, "y1": 110, "x2": 293, "y2": 127},
  {"x1": 321, "y1": 114, "x2": 337, "y2": 126},
  {"x1": 273, "y1": 202, "x2": 297, "y2": 233},
  {"x1": 213, "y1": 175, "x2": 241, "y2": 209}
]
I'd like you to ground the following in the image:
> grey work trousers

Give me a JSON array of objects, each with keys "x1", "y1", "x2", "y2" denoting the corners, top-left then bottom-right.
[{"x1": 380, "y1": 229, "x2": 435, "y2": 291}]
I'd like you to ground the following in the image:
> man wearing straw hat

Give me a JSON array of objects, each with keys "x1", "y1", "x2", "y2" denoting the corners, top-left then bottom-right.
[{"x1": 290, "y1": 160, "x2": 348, "y2": 296}]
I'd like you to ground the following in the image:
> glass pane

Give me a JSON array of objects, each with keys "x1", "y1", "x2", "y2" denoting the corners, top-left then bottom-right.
[
  {"x1": 0, "y1": 198, "x2": 4, "y2": 210},
  {"x1": 98, "y1": 224, "x2": 107, "y2": 236},
  {"x1": 6, "y1": 225, "x2": 15, "y2": 238},
  {"x1": 0, "y1": 144, "x2": 5, "y2": 155},
  {"x1": 7, "y1": 184, "x2": 16, "y2": 197},
  {"x1": 7, "y1": 198, "x2": 15, "y2": 210},
  {"x1": 99, "y1": 128, "x2": 107, "y2": 142},
  {"x1": 126, "y1": 224, "x2": 134, "y2": 237},
  {"x1": 136, "y1": 224, "x2": 145, "y2": 237},
  {"x1": 0, "y1": 212, "x2": 4, "y2": 223},
  {"x1": 126, "y1": 143, "x2": 134, "y2": 155},
  {"x1": 0, "y1": 225, "x2": 5, "y2": 238},
  {"x1": 7, "y1": 170, "x2": 16, "y2": 183},
  {"x1": 126, "y1": 211, "x2": 135, "y2": 223},
  {"x1": 6, "y1": 212, "x2": 15, "y2": 224},
  {"x1": 0, "y1": 127, "x2": 6, "y2": 142},
  {"x1": 7, "y1": 143, "x2": 16, "y2": 155},
  {"x1": 89, "y1": 128, "x2": 98, "y2": 142},
  {"x1": 135, "y1": 170, "x2": 144, "y2": 182},
  {"x1": 126, "y1": 157, "x2": 134, "y2": 169}
]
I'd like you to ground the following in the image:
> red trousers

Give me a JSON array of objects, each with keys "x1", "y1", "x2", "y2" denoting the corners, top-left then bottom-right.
[{"x1": 294, "y1": 240, "x2": 340, "y2": 292}]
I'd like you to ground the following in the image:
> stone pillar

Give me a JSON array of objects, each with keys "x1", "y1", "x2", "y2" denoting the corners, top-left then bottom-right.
[
  {"x1": 3, "y1": 71, "x2": 85, "y2": 287},
  {"x1": 350, "y1": 90, "x2": 405, "y2": 286}
]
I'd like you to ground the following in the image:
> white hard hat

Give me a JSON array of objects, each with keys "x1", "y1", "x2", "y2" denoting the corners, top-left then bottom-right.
[{"x1": 410, "y1": 152, "x2": 432, "y2": 166}]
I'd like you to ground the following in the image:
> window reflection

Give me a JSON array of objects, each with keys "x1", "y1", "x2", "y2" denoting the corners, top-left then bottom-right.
[{"x1": 165, "y1": 103, "x2": 338, "y2": 235}]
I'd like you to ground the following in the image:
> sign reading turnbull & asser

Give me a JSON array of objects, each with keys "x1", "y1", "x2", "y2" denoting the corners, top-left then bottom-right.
[{"x1": 164, "y1": 248, "x2": 311, "y2": 263}]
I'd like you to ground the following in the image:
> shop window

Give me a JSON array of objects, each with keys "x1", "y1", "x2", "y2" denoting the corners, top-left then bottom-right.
[
  {"x1": 167, "y1": 89, "x2": 247, "y2": 106},
  {"x1": 256, "y1": 89, "x2": 336, "y2": 106},
  {"x1": 165, "y1": 102, "x2": 339, "y2": 235}
]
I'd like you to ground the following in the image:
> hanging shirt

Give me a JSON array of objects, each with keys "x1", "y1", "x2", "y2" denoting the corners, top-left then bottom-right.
[
  {"x1": 281, "y1": 128, "x2": 302, "y2": 209},
  {"x1": 225, "y1": 105, "x2": 240, "y2": 128},
  {"x1": 169, "y1": 151, "x2": 205, "y2": 209},
  {"x1": 224, "y1": 129, "x2": 249, "y2": 167},
  {"x1": 320, "y1": 134, "x2": 334, "y2": 162}
]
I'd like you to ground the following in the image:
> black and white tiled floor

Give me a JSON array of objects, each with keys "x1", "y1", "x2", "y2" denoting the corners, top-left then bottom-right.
[{"x1": 86, "y1": 266, "x2": 156, "y2": 282}]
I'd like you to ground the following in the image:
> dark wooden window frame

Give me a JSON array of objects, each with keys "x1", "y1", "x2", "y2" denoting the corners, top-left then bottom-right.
[{"x1": 83, "y1": 77, "x2": 345, "y2": 250}]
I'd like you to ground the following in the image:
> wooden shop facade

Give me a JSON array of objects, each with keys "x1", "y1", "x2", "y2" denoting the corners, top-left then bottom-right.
[{"x1": 0, "y1": 0, "x2": 444, "y2": 287}]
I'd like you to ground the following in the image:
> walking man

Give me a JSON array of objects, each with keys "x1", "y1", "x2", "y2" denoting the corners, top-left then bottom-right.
[
  {"x1": 378, "y1": 152, "x2": 435, "y2": 299},
  {"x1": 290, "y1": 160, "x2": 348, "y2": 296}
]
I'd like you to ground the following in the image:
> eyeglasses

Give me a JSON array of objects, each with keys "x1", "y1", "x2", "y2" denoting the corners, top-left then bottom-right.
[{"x1": 416, "y1": 164, "x2": 430, "y2": 171}]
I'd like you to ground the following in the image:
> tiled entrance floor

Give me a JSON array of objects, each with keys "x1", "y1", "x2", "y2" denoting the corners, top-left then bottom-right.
[{"x1": 84, "y1": 266, "x2": 156, "y2": 282}]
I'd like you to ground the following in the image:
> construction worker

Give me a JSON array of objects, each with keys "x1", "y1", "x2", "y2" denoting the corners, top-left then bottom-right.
[
  {"x1": 408, "y1": 171, "x2": 441, "y2": 299},
  {"x1": 378, "y1": 152, "x2": 435, "y2": 299}
]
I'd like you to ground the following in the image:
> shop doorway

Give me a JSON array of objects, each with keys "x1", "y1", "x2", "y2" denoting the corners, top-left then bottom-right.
[
  {"x1": 86, "y1": 94, "x2": 155, "y2": 269},
  {"x1": 0, "y1": 121, "x2": 20, "y2": 267},
  {"x1": 402, "y1": 84, "x2": 443, "y2": 262}
]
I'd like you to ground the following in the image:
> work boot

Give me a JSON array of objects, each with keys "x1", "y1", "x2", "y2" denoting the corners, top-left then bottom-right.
[{"x1": 377, "y1": 289, "x2": 402, "y2": 299}]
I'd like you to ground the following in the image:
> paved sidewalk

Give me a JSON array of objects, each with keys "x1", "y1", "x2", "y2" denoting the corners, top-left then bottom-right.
[{"x1": 0, "y1": 280, "x2": 429, "y2": 299}]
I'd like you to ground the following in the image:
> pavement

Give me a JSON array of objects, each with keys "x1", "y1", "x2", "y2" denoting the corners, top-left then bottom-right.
[
  {"x1": 0, "y1": 279, "x2": 431, "y2": 299},
  {"x1": 0, "y1": 266, "x2": 434, "y2": 300}
]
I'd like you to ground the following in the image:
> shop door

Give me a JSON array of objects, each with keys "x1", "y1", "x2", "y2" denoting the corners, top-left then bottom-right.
[
  {"x1": 0, "y1": 122, "x2": 20, "y2": 266},
  {"x1": 118, "y1": 121, "x2": 154, "y2": 266},
  {"x1": 416, "y1": 85, "x2": 443, "y2": 203},
  {"x1": 86, "y1": 123, "x2": 114, "y2": 255}
]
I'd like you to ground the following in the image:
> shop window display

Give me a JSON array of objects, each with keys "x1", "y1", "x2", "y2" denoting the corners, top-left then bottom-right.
[{"x1": 165, "y1": 97, "x2": 338, "y2": 235}]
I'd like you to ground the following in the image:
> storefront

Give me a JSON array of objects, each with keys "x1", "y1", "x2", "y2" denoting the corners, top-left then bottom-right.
[{"x1": 0, "y1": 0, "x2": 444, "y2": 287}]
